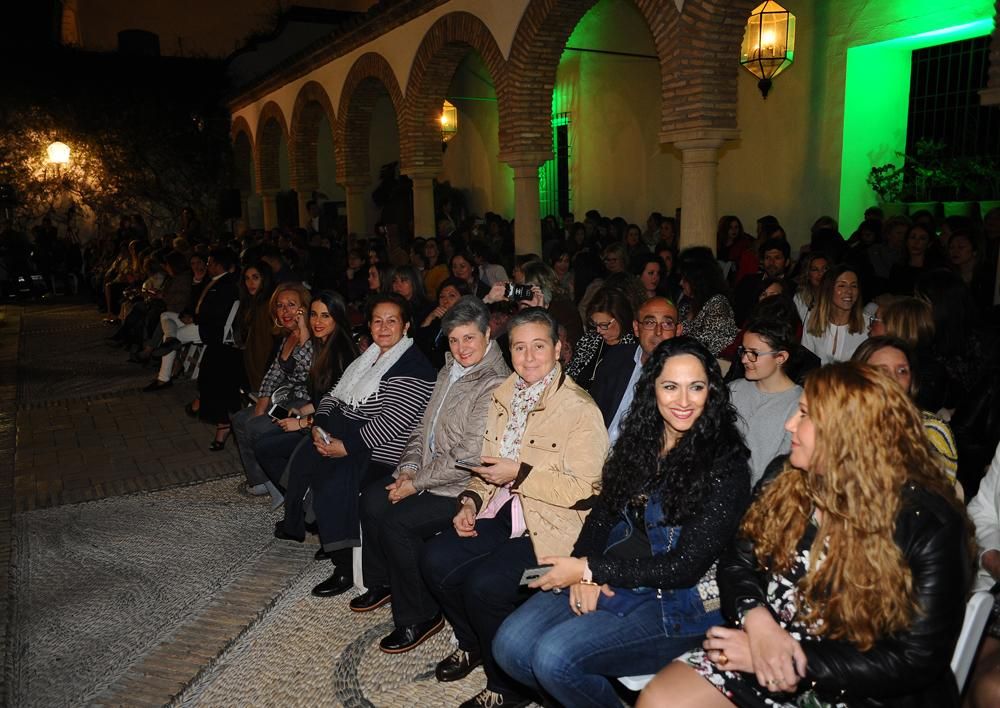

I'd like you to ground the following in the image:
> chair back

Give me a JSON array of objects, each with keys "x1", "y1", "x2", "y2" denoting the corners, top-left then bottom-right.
[{"x1": 951, "y1": 590, "x2": 994, "y2": 691}]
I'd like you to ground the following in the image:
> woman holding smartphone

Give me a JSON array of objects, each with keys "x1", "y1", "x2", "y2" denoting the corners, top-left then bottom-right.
[
  {"x1": 273, "y1": 295, "x2": 436, "y2": 596},
  {"x1": 492, "y1": 336, "x2": 751, "y2": 708},
  {"x1": 231, "y1": 282, "x2": 312, "y2": 498}
]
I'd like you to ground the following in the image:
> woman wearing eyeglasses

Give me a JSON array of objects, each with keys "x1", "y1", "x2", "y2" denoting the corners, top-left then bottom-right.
[
  {"x1": 729, "y1": 316, "x2": 801, "y2": 487},
  {"x1": 565, "y1": 287, "x2": 636, "y2": 391}
]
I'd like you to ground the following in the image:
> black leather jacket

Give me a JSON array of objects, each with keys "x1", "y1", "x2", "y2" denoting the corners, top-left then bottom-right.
[{"x1": 720, "y1": 462, "x2": 972, "y2": 708}]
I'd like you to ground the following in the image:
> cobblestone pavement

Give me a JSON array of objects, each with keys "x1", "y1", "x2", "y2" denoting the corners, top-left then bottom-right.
[{"x1": 1, "y1": 301, "x2": 547, "y2": 708}]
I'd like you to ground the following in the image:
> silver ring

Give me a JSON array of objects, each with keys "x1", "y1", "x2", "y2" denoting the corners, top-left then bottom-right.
[{"x1": 575, "y1": 601, "x2": 582, "y2": 609}]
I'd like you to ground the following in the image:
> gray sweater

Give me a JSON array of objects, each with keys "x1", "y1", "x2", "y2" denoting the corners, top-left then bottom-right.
[{"x1": 728, "y1": 378, "x2": 802, "y2": 487}]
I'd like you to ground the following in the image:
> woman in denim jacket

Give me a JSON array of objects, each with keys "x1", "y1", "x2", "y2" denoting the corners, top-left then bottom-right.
[{"x1": 493, "y1": 336, "x2": 751, "y2": 708}]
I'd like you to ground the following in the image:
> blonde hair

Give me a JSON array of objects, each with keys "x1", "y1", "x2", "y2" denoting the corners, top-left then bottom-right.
[
  {"x1": 269, "y1": 282, "x2": 312, "y2": 326},
  {"x1": 881, "y1": 297, "x2": 934, "y2": 349},
  {"x1": 806, "y1": 265, "x2": 865, "y2": 337},
  {"x1": 741, "y1": 363, "x2": 967, "y2": 650}
]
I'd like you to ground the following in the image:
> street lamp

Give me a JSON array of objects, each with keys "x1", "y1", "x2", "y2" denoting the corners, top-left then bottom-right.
[
  {"x1": 739, "y1": 1, "x2": 796, "y2": 99},
  {"x1": 47, "y1": 141, "x2": 71, "y2": 165}
]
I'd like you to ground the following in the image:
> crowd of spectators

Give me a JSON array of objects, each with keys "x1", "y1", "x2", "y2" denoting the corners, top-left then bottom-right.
[{"x1": 6, "y1": 200, "x2": 1000, "y2": 707}]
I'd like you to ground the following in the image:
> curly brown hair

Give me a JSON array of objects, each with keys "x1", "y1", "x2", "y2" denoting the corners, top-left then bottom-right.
[{"x1": 740, "y1": 362, "x2": 970, "y2": 650}]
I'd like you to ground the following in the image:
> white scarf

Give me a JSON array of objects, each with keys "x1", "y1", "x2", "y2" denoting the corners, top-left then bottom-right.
[{"x1": 329, "y1": 335, "x2": 414, "y2": 408}]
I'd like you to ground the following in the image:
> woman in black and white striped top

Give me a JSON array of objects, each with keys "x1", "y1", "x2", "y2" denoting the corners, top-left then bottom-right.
[{"x1": 274, "y1": 294, "x2": 436, "y2": 597}]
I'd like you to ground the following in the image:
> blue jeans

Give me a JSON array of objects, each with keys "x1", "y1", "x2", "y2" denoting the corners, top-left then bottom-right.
[{"x1": 493, "y1": 586, "x2": 704, "y2": 708}]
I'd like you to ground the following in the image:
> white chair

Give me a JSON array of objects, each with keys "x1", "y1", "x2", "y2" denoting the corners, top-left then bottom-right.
[
  {"x1": 617, "y1": 590, "x2": 995, "y2": 696},
  {"x1": 951, "y1": 590, "x2": 994, "y2": 692}
]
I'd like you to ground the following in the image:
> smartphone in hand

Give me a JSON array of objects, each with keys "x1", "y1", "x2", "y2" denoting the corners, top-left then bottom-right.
[
  {"x1": 316, "y1": 428, "x2": 332, "y2": 444},
  {"x1": 456, "y1": 457, "x2": 484, "y2": 469},
  {"x1": 519, "y1": 565, "x2": 553, "y2": 586}
]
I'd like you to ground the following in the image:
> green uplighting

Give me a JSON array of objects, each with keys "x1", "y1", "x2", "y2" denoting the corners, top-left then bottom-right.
[{"x1": 839, "y1": 11, "x2": 995, "y2": 230}]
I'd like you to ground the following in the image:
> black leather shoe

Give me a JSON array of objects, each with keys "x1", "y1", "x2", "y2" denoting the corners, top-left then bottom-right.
[
  {"x1": 273, "y1": 521, "x2": 304, "y2": 543},
  {"x1": 142, "y1": 379, "x2": 172, "y2": 392},
  {"x1": 314, "y1": 547, "x2": 331, "y2": 561},
  {"x1": 311, "y1": 571, "x2": 354, "y2": 598},
  {"x1": 349, "y1": 586, "x2": 392, "y2": 613},
  {"x1": 435, "y1": 648, "x2": 482, "y2": 682},
  {"x1": 151, "y1": 338, "x2": 181, "y2": 357},
  {"x1": 379, "y1": 614, "x2": 444, "y2": 653}
]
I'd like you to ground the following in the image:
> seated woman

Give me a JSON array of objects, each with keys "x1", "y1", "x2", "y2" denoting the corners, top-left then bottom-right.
[
  {"x1": 420, "y1": 307, "x2": 609, "y2": 708},
  {"x1": 565, "y1": 287, "x2": 636, "y2": 391},
  {"x1": 729, "y1": 317, "x2": 802, "y2": 487},
  {"x1": 391, "y1": 264, "x2": 433, "y2": 325},
  {"x1": 231, "y1": 282, "x2": 312, "y2": 500},
  {"x1": 678, "y1": 252, "x2": 739, "y2": 357},
  {"x1": 639, "y1": 362, "x2": 972, "y2": 708},
  {"x1": 413, "y1": 277, "x2": 468, "y2": 369},
  {"x1": 273, "y1": 294, "x2": 436, "y2": 596},
  {"x1": 354, "y1": 296, "x2": 510, "y2": 653},
  {"x1": 852, "y1": 335, "x2": 960, "y2": 496},
  {"x1": 245, "y1": 291, "x2": 358, "y2": 507},
  {"x1": 493, "y1": 336, "x2": 751, "y2": 708},
  {"x1": 801, "y1": 264, "x2": 868, "y2": 365}
]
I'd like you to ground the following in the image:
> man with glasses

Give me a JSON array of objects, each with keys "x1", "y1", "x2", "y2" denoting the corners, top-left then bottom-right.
[{"x1": 589, "y1": 297, "x2": 682, "y2": 444}]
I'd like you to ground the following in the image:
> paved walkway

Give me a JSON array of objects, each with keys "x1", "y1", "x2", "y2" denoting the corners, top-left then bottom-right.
[{"x1": 0, "y1": 301, "x2": 526, "y2": 708}]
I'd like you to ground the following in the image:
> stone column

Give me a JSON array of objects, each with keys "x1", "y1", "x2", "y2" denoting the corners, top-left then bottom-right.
[
  {"x1": 501, "y1": 151, "x2": 552, "y2": 256},
  {"x1": 295, "y1": 186, "x2": 316, "y2": 229},
  {"x1": 343, "y1": 179, "x2": 370, "y2": 239},
  {"x1": 260, "y1": 189, "x2": 279, "y2": 231},
  {"x1": 409, "y1": 171, "x2": 438, "y2": 238},
  {"x1": 661, "y1": 128, "x2": 740, "y2": 251}
]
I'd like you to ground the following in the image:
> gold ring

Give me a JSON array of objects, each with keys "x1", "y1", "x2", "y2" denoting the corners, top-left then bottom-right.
[
  {"x1": 717, "y1": 652, "x2": 728, "y2": 666},
  {"x1": 767, "y1": 679, "x2": 777, "y2": 686}
]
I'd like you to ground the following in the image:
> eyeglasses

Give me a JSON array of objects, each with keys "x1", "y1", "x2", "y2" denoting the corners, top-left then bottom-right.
[
  {"x1": 588, "y1": 318, "x2": 616, "y2": 332},
  {"x1": 868, "y1": 315, "x2": 882, "y2": 327},
  {"x1": 638, "y1": 318, "x2": 676, "y2": 331},
  {"x1": 737, "y1": 346, "x2": 781, "y2": 363}
]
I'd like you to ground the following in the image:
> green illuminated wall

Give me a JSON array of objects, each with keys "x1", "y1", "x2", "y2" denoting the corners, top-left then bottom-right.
[{"x1": 840, "y1": 17, "x2": 994, "y2": 228}]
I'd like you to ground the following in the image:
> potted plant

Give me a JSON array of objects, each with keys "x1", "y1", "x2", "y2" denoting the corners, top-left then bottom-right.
[
  {"x1": 967, "y1": 155, "x2": 1000, "y2": 217},
  {"x1": 867, "y1": 163, "x2": 906, "y2": 216},
  {"x1": 901, "y1": 139, "x2": 947, "y2": 217},
  {"x1": 940, "y1": 156, "x2": 978, "y2": 218}
]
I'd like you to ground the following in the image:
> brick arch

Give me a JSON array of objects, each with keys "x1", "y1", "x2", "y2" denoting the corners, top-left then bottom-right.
[
  {"x1": 400, "y1": 11, "x2": 508, "y2": 175},
  {"x1": 289, "y1": 81, "x2": 337, "y2": 190},
  {"x1": 335, "y1": 52, "x2": 404, "y2": 183},
  {"x1": 230, "y1": 115, "x2": 254, "y2": 151},
  {"x1": 233, "y1": 130, "x2": 255, "y2": 193},
  {"x1": 256, "y1": 101, "x2": 290, "y2": 192},
  {"x1": 504, "y1": 0, "x2": 675, "y2": 157},
  {"x1": 660, "y1": 0, "x2": 759, "y2": 136}
]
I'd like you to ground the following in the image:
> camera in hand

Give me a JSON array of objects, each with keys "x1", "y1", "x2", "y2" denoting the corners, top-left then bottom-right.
[{"x1": 504, "y1": 282, "x2": 534, "y2": 301}]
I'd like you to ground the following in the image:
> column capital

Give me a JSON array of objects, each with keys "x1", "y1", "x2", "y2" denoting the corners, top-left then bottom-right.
[
  {"x1": 659, "y1": 127, "x2": 740, "y2": 151},
  {"x1": 499, "y1": 150, "x2": 553, "y2": 171},
  {"x1": 405, "y1": 169, "x2": 440, "y2": 183},
  {"x1": 981, "y1": 86, "x2": 1000, "y2": 106},
  {"x1": 258, "y1": 188, "x2": 280, "y2": 198},
  {"x1": 340, "y1": 176, "x2": 370, "y2": 190}
]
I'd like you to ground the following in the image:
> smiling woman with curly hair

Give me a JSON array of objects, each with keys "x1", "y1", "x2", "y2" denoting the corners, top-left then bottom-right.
[{"x1": 639, "y1": 362, "x2": 974, "y2": 708}]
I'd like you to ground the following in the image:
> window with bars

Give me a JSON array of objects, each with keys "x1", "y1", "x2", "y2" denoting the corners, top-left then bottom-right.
[
  {"x1": 539, "y1": 113, "x2": 571, "y2": 219},
  {"x1": 907, "y1": 36, "x2": 999, "y2": 160}
]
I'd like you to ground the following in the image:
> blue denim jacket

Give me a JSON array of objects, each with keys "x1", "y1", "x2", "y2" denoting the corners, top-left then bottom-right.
[{"x1": 600, "y1": 496, "x2": 721, "y2": 637}]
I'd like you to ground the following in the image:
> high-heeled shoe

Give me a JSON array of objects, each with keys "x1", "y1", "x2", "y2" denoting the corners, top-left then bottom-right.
[
  {"x1": 209, "y1": 425, "x2": 231, "y2": 451},
  {"x1": 184, "y1": 401, "x2": 200, "y2": 418}
]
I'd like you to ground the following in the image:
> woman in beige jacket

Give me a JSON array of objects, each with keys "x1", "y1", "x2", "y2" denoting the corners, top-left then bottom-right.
[{"x1": 421, "y1": 307, "x2": 609, "y2": 708}]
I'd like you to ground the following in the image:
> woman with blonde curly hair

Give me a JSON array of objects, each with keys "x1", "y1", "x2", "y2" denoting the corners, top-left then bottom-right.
[{"x1": 638, "y1": 362, "x2": 973, "y2": 708}]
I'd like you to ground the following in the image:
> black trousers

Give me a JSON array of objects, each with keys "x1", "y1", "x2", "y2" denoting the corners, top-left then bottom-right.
[
  {"x1": 359, "y1": 476, "x2": 457, "y2": 626},
  {"x1": 420, "y1": 502, "x2": 537, "y2": 695}
]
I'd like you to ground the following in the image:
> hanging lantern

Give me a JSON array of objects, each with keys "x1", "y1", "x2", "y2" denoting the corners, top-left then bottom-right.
[
  {"x1": 440, "y1": 100, "x2": 458, "y2": 143},
  {"x1": 47, "y1": 141, "x2": 71, "y2": 164},
  {"x1": 739, "y1": 1, "x2": 796, "y2": 99}
]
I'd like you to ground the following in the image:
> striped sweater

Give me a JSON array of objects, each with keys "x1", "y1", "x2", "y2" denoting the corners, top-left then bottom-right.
[{"x1": 313, "y1": 345, "x2": 436, "y2": 467}]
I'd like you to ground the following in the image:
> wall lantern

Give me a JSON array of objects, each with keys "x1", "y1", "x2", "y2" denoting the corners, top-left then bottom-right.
[
  {"x1": 440, "y1": 100, "x2": 458, "y2": 143},
  {"x1": 739, "y1": 1, "x2": 796, "y2": 99},
  {"x1": 47, "y1": 141, "x2": 72, "y2": 165}
]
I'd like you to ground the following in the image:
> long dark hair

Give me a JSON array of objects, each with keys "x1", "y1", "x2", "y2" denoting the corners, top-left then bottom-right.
[
  {"x1": 600, "y1": 336, "x2": 748, "y2": 522},
  {"x1": 679, "y1": 248, "x2": 730, "y2": 318},
  {"x1": 309, "y1": 290, "x2": 359, "y2": 398},
  {"x1": 238, "y1": 260, "x2": 275, "y2": 333}
]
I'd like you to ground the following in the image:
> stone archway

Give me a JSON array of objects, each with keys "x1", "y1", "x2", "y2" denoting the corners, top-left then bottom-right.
[
  {"x1": 400, "y1": 12, "x2": 507, "y2": 175},
  {"x1": 231, "y1": 119, "x2": 255, "y2": 226},
  {"x1": 334, "y1": 52, "x2": 404, "y2": 184},
  {"x1": 289, "y1": 81, "x2": 338, "y2": 227},
  {"x1": 255, "y1": 101, "x2": 290, "y2": 229}
]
